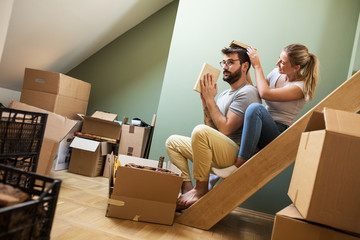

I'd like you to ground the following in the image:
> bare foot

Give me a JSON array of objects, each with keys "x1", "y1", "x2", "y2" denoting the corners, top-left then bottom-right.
[
  {"x1": 177, "y1": 189, "x2": 207, "y2": 207},
  {"x1": 177, "y1": 181, "x2": 208, "y2": 207},
  {"x1": 181, "y1": 181, "x2": 193, "y2": 194}
]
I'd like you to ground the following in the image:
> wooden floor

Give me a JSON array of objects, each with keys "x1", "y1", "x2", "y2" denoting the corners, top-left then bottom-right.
[{"x1": 49, "y1": 170, "x2": 274, "y2": 240}]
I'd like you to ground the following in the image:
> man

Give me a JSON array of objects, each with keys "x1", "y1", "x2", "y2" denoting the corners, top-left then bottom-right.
[{"x1": 166, "y1": 45, "x2": 261, "y2": 209}]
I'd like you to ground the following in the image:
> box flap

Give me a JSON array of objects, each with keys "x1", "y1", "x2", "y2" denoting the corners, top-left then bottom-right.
[
  {"x1": 91, "y1": 111, "x2": 118, "y2": 121},
  {"x1": 118, "y1": 154, "x2": 159, "y2": 168},
  {"x1": 9, "y1": 101, "x2": 77, "y2": 142},
  {"x1": 323, "y1": 108, "x2": 360, "y2": 137},
  {"x1": 304, "y1": 110, "x2": 326, "y2": 132},
  {"x1": 112, "y1": 166, "x2": 182, "y2": 203},
  {"x1": 70, "y1": 136, "x2": 100, "y2": 152},
  {"x1": 277, "y1": 204, "x2": 305, "y2": 220},
  {"x1": 81, "y1": 115, "x2": 121, "y2": 140},
  {"x1": 100, "y1": 142, "x2": 110, "y2": 156}
]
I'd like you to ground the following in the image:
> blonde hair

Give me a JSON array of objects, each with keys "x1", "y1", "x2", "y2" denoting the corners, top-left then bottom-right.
[{"x1": 283, "y1": 44, "x2": 319, "y2": 101}]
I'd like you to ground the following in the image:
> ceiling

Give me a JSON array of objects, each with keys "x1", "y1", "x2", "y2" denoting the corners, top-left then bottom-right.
[{"x1": 0, "y1": 0, "x2": 174, "y2": 91}]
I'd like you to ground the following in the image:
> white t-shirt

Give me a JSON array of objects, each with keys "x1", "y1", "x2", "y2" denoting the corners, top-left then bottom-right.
[{"x1": 265, "y1": 68, "x2": 306, "y2": 126}]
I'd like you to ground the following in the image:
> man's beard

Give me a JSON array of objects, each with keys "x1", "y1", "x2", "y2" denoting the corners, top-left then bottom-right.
[{"x1": 223, "y1": 67, "x2": 242, "y2": 85}]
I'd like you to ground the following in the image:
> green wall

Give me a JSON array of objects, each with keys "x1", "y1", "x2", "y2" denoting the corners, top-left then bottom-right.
[
  {"x1": 67, "y1": 1, "x2": 179, "y2": 122},
  {"x1": 150, "y1": 0, "x2": 360, "y2": 215},
  {"x1": 66, "y1": 0, "x2": 360, "y2": 215}
]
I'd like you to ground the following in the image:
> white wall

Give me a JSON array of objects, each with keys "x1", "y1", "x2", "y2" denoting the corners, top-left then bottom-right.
[
  {"x1": 0, "y1": 0, "x2": 13, "y2": 63},
  {"x1": 0, "y1": 87, "x2": 20, "y2": 107}
]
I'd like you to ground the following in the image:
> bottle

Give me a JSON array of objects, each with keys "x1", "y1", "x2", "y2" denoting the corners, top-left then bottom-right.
[{"x1": 158, "y1": 156, "x2": 164, "y2": 169}]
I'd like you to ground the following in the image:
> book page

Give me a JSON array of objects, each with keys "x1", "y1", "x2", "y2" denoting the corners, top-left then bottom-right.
[{"x1": 193, "y1": 63, "x2": 221, "y2": 93}]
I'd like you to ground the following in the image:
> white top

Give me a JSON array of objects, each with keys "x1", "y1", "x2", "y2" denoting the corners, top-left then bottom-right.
[{"x1": 265, "y1": 68, "x2": 306, "y2": 126}]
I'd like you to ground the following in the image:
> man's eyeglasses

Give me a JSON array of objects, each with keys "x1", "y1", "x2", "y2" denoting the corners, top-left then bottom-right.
[{"x1": 220, "y1": 59, "x2": 240, "y2": 68}]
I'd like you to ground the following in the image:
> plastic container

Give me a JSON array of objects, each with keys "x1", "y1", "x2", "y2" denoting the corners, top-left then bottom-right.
[
  {"x1": 0, "y1": 164, "x2": 61, "y2": 240},
  {"x1": 0, "y1": 107, "x2": 47, "y2": 172}
]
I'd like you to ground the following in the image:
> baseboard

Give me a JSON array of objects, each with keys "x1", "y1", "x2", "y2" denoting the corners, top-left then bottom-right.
[{"x1": 233, "y1": 207, "x2": 275, "y2": 221}]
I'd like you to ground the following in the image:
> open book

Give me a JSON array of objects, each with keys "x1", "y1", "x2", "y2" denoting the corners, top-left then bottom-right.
[
  {"x1": 229, "y1": 40, "x2": 255, "y2": 50},
  {"x1": 193, "y1": 63, "x2": 221, "y2": 93}
]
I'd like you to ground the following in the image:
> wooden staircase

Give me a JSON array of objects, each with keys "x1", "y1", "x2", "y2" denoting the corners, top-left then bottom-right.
[{"x1": 175, "y1": 71, "x2": 360, "y2": 230}]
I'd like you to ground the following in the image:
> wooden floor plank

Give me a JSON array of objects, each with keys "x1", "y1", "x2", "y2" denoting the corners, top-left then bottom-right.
[{"x1": 175, "y1": 71, "x2": 360, "y2": 230}]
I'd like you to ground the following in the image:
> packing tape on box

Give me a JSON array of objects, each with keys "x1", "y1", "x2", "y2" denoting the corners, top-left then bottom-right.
[
  {"x1": 108, "y1": 199, "x2": 125, "y2": 207},
  {"x1": 133, "y1": 215, "x2": 140, "y2": 221},
  {"x1": 127, "y1": 147, "x2": 133, "y2": 156},
  {"x1": 129, "y1": 125, "x2": 135, "y2": 133}
]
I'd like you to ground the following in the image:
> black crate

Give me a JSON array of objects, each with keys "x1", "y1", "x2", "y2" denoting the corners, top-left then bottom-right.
[
  {"x1": 0, "y1": 164, "x2": 61, "y2": 240},
  {"x1": 0, "y1": 107, "x2": 47, "y2": 172}
]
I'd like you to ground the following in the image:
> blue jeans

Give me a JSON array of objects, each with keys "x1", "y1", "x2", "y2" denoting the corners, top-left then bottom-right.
[{"x1": 238, "y1": 103, "x2": 288, "y2": 160}]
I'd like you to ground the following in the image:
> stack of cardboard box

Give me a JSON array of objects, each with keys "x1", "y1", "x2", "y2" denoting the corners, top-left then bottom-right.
[
  {"x1": 9, "y1": 68, "x2": 91, "y2": 176},
  {"x1": 13, "y1": 67, "x2": 182, "y2": 225},
  {"x1": 20, "y1": 68, "x2": 91, "y2": 120},
  {"x1": 271, "y1": 108, "x2": 360, "y2": 240}
]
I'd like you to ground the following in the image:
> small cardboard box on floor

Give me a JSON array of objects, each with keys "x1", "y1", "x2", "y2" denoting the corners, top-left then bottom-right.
[
  {"x1": 271, "y1": 204, "x2": 360, "y2": 240},
  {"x1": 68, "y1": 111, "x2": 121, "y2": 177},
  {"x1": 9, "y1": 101, "x2": 78, "y2": 176},
  {"x1": 288, "y1": 108, "x2": 360, "y2": 234},
  {"x1": 68, "y1": 137, "x2": 110, "y2": 177},
  {"x1": 106, "y1": 154, "x2": 182, "y2": 225},
  {"x1": 20, "y1": 68, "x2": 91, "y2": 120}
]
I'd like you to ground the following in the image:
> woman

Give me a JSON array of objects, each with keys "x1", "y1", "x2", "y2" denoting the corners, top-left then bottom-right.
[{"x1": 212, "y1": 43, "x2": 319, "y2": 178}]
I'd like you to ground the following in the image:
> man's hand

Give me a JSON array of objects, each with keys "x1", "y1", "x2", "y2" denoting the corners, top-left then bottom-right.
[
  {"x1": 200, "y1": 73, "x2": 217, "y2": 129},
  {"x1": 200, "y1": 74, "x2": 244, "y2": 136},
  {"x1": 200, "y1": 73, "x2": 217, "y2": 104}
]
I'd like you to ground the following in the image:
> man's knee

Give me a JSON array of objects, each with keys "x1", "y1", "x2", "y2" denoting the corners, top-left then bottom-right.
[
  {"x1": 191, "y1": 124, "x2": 211, "y2": 138},
  {"x1": 165, "y1": 135, "x2": 179, "y2": 149}
]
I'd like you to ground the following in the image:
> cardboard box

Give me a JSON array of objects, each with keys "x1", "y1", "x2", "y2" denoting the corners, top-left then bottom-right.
[
  {"x1": 81, "y1": 111, "x2": 121, "y2": 140},
  {"x1": 271, "y1": 205, "x2": 360, "y2": 240},
  {"x1": 9, "y1": 101, "x2": 78, "y2": 176},
  {"x1": 288, "y1": 108, "x2": 360, "y2": 234},
  {"x1": 118, "y1": 124, "x2": 151, "y2": 158},
  {"x1": 106, "y1": 154, "x2": 182, "y2": 225},
  {"x1": 68, "y1": 137, "x2": 110, "y2": 177},
  {"x1": 52, "y1": 120, "x2": 82, "y2": 171},
  {"x1": 102, "y1": 153, "x2": 181, "y2": 178},
  {"x1": 20, "y1": 68, "x2": 91, "y2": 119}
]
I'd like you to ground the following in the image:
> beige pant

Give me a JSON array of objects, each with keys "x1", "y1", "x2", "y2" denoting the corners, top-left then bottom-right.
[{"x1": 165, "y1": 124, "x2": 239, "y2": 181}]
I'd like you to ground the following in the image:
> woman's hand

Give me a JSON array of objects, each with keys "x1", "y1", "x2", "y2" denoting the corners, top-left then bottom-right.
[{"x1": 247, "y1": 47, "x2": 261, "y2": 68}]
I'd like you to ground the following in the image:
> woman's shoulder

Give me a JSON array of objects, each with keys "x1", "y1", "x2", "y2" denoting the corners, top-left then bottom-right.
[
  {"x1": 288, "y1": 80, "x2": 305, "y2": 88},
  {"x1": 267, "y1": 68, "x2": 280, "y2": 81}
]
